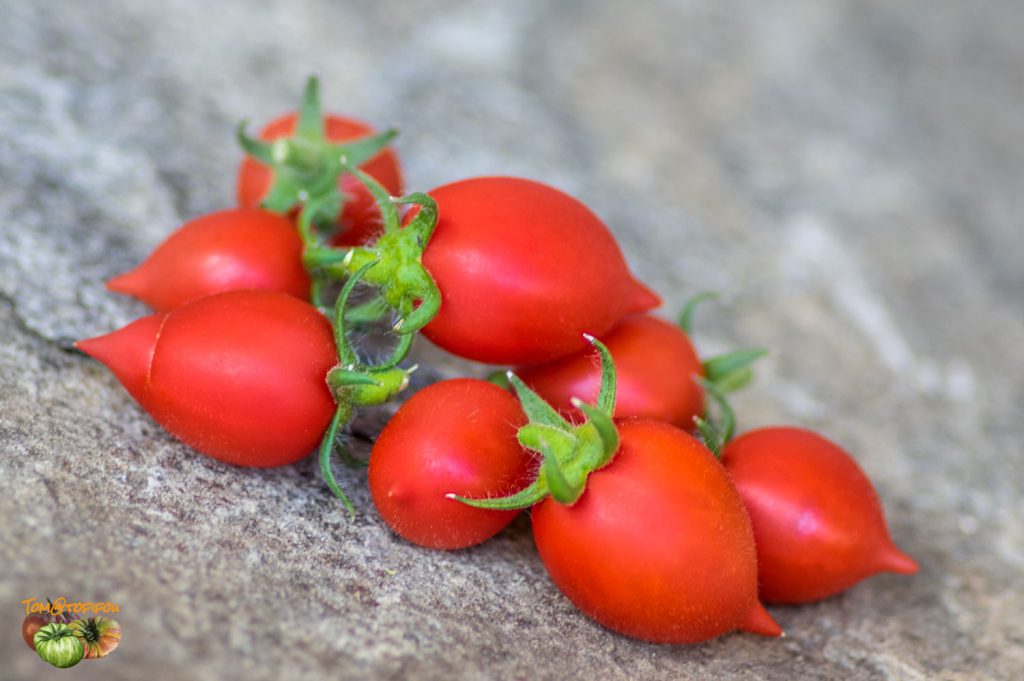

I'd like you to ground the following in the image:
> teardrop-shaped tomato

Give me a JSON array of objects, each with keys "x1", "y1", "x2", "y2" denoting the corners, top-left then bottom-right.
[
  {"x1": 417, "y1": 177, "x2": 660, "y2": 365},
  {"x1": 532, "y1": 419, "x2": 781, "y2": 643},
  {"x1": 107, "y1": 209, "x2": 310, "y2": 311},
  {"x1": 77, "y1": 291, "x2": 337, "y2": 467},
  {"x1": 721, "y1": 427, "x2": 919, "y2": 604},
  {"x1": 517, "y1": 314, "x2": 703, "y2": 428}
]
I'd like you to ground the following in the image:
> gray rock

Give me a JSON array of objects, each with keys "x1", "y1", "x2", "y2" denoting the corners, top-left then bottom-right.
[{"x1": 2, "y1": 0, "x2": 1022, "y2": 678}]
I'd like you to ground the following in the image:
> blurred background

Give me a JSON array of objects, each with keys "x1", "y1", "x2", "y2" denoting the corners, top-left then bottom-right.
[{"x1": 2, "y1": 1, "x2": 1021, "y2": 679}]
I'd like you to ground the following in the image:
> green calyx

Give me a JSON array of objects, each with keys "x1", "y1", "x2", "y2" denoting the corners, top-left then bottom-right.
[
  {"x1": 318, "y1": 260, "x2": 416, "y2": 516},
  {"x1": 327, "y1": 364, "x2": 413, "y2": 408},
  {"x1": 452, "y1": 335, "x2": 621, "y2": 511},
  {"x1": 679, "y1": 291, "x2": 764, "y2": 455},
  {"x1": 693, "y1": 378, "x2": 736, "y2": 457},
  {"x1": 237, "y1": 75, "x2": 398, "y2": 231},
  {"x1": 702, "y1": 347, "x2": 768, "y2": 394},
  {"x1": 322, "y1": 168, "x2": 442, "y2": 336},
  {"x1": 679, "y1": 290, "x2": 768, "y2": 396}
]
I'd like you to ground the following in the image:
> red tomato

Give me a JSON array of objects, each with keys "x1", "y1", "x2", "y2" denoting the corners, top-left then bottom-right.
[
  {"x1": 517, "y1": 314, "x2": 702, "y2": 428},
  {"x1": 237, "y1": 113, "x2": 403, "y2": 246},
  {"x1": 369, "y1": 379, "x2": 533, "y2": 549},
  {"x1": 106, "y1": 209, "x2": 310, "y2": 311},
  {"x1": 418, "y1": 177, "x2": 660, "y2": 365},
  {"x1": 23, "y1": 613, "x2": 50, "y2": 649},
  {"x1": 721, "y1": 427, "x2": 919, "y2": 604},
  {"x1": 532, "y1": 419, "x2": 782, "y2": 643},
  {"x1": 77, "y1": 291, "x2": 337, "y2": 467}
]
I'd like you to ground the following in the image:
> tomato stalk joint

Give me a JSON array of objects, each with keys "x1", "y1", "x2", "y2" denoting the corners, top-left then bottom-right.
[
  {"x1": 317, "y1": 260, "x2": 417, "y2": 515},
  {"x1": 327, "y1": 170, "x2": 443, "y2": 336},
  {"x1": 451, "y1": 335, "x2": 621, "y2": 510}
]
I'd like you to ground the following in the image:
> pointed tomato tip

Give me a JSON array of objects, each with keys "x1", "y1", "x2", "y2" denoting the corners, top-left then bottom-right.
[
  {"x1": 877, "y1": 543, "x2": 919, "y2": 575},
  {"x1": 77, "y1": 314, "x2": 163, "y2": 401},
  {"x1": 629, "y1": 279, "x2": 661, "y2": 313},
  {"x1": 739, "y1": 601, "x2": 784, "y2": 638},
  {"x1": 105, "y1": 267, "x2": 147, "y2": 298}
]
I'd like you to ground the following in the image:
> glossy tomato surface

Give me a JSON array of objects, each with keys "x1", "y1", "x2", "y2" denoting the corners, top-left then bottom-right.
[
  {"x1": 369, "y1": 379, "x2": 532, "y2": 549},
  {"x1": 518, "y1": 314, "x2": 703, "y2": 428},
  {"x1": 722, "y1": 427, "x2": 919, "y2": 604},
  {"x1": 237, "y1": 113, "x2": 403, "y2": 246},
  {"x1": 106, "y1": 209, "x2": 310, "y2": 311},
  {"x1": 419, "y1": 177, "x2": 660, "y2": 365},
  {"x1": 532, "y1": 419, "x2": 781, "y2": 643},
  {"x1": 78, "y1": 291, "x2": 337, "y2": 467}
]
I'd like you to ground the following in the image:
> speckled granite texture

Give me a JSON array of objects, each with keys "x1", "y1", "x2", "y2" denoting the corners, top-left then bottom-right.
[{"x1": 2, "y1": 1, "x2": 1022, "y2": 679}]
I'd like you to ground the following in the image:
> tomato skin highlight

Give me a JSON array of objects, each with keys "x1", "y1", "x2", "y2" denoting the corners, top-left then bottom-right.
[
  {"x1": 106, "y1": 209, "x2": 310, "y2": 311},
  {"x1": 721, "y1": 427, "x2": 919, "y2": 604},
  {"x1": 532, "y1": 419, "x2": 781, "y2": 643},
  {"x1": 418, "y1": 177, "x2": 660, "y2": 365},
  {"x1": 237, "y1": 113, "x2": 403, "y2": 246},
  {"x1": 369, "y1": 379, "x2": 533, "y2": 549},
  {"x1": 518, "y1": 314, "x2": 703, "y2": 428},
  {"x1": 77, "y1": 291, "x2": 338, "y2": 467}
]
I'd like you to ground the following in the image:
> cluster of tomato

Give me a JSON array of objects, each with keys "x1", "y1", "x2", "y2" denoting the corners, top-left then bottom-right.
[
  {"x1": 23, "y1": 608, "x2": 121, "y2": 668},
  {"x1": 79, "y1": 78, "x2": 918, "y2": 645}
]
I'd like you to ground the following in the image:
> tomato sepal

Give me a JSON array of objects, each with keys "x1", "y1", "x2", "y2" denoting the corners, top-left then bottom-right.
[
  {"x1": 678, "y1": 291, "x2": 719, "y2": 334},
  {"x1": 702, "y1": 347, "x2": 768, "y2": 394},
  {"x1": 236, "y1": 76, "x2": 398, "y2": 229},
  {"x1": 454, "y1": 336, "x2": 621, "y2": 511},
  {"x1": 693, "y1": 378, "x2": 736, "y2": 457},
  {"x1": 332, "y1": 173, "x2": 443, "y2": 335},
  {"x1": 678, "y1": 291, "x2": 768, "y2": 396}
]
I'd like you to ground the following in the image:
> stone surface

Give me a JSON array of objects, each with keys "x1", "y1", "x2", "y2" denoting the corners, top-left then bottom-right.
[{"x1": 2, "y1": 0, "x2": 1022, "y2": 678}]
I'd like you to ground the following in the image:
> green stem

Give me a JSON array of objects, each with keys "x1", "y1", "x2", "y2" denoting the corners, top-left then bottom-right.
[
  {"x1": 343, "y1": 295, "x2": 390, "y2": 325},
  {"x1": 319, "y1": 403, "x2": 356, "y2": 515},
  {"x1": 703, "y1": 348, "x2": 768, "y2": 392},
  {"x1": 376, "y1": 333, "x2": 414, "y2": 370},
  {"x1": 297, "y1": 196, "x2": 323, "y2": 248},
  {"x1": 332, "y1": 260, "x2": 379, "y2": 365},
  {"x1": 485, "y1": 370, "x2": 511, "y2": 389},
  {"x1": 679, "y1": 291, "x2": 719, "y2": 335},
  {"x1": 304, "y1": 247, "x2": 349, "y2": 269},
  {"x1": 694, "y1": 377, "x2": 736, "y2": 457}
]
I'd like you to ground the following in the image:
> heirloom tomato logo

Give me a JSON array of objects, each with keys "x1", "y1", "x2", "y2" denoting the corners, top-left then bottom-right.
[{"x1": 20, "y1": 596, "x2": 122, "y2": 669}]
